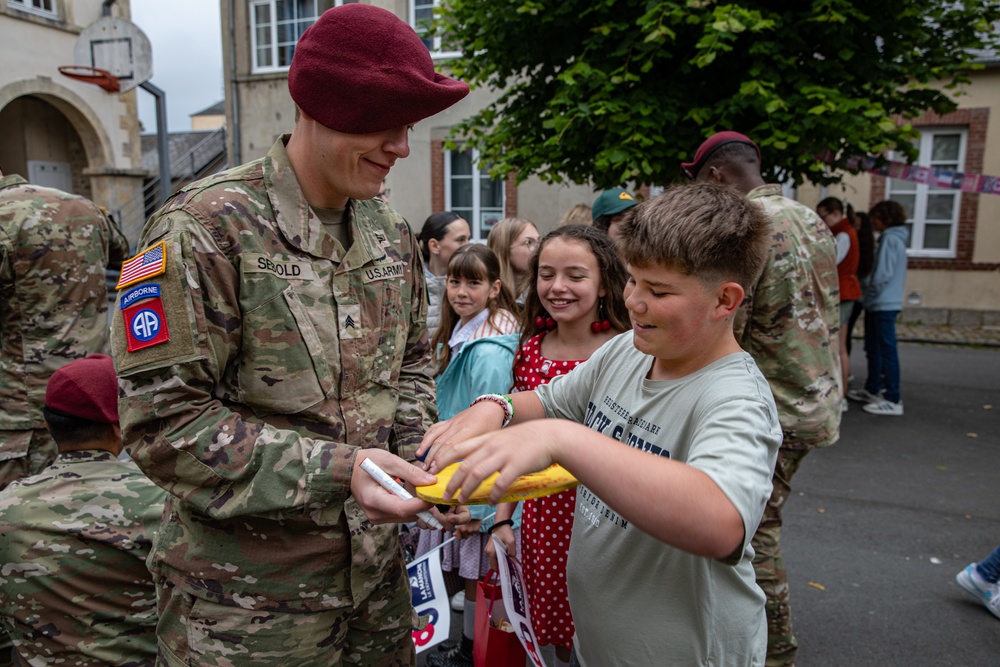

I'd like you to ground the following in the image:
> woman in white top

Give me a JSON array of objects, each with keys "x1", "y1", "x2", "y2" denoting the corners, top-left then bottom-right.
[{"x1": 418, "y1": 211, "x2": 471, "y2": 337}]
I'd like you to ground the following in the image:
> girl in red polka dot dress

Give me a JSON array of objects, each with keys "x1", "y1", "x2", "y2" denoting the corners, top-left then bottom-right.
[{"x1": 487, "y1": 224, "x2": 630, "y2": 667}]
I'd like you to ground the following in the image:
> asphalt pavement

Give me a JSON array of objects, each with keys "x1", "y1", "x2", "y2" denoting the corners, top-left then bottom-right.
[
  {"x1": 419, "y1": 341, "x2": 1000, "y2": 667},
  {"x1": 785, "y1": 342, "x2": 1000, "y2": 667}
]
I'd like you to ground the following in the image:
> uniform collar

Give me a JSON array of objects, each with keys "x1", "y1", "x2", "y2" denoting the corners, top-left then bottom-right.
[
  {"x1": 262, "y1": 135, "x2": 387, "y2": 268},
  {"x1": 54, "y1": 450, "x2": 118, "y2": 463},
  {"x1": 747, "y1": 183, "x2": 782, "y2": 199},
  {"x1": 0, "y1": 173, "x2": 28, "y2": 191},
  {"x1": 341, "y1": 198, "x2": 390, "y2": 272}
]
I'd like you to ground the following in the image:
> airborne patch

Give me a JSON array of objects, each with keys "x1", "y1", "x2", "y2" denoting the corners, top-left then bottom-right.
[
  {"x1": 120, "y1": 283, "x2": 161, "y2": 310},
  {"x1": 123, "y1": 296, "x2": 170, "y2": 352}
]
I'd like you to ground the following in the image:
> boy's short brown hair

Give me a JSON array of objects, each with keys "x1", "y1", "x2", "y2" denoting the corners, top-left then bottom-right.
[{"x1": 615, "y1": 181, "x2": 769, "y2": 290}]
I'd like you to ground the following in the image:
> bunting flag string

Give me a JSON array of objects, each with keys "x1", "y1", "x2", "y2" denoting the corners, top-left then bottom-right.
[{"x1": 818, "y1": 152, "x2": 1000, "y2": 195}]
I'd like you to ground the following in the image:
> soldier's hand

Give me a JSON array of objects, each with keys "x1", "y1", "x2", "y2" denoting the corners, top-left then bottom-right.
[{"x1": 351, "y1": 449, "x2": 437, "y2": 525}]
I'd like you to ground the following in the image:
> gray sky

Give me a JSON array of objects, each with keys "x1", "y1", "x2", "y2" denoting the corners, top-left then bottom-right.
[{"x1": 131, "y1": 0, "x2": 224, "y2": 134}]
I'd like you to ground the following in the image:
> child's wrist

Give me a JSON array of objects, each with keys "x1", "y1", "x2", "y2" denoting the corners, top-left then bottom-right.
[
  {"x1": 470, "y1": 393, "x2": 514, "y2": 428},
  {"x1": 487, "y1": 519, "x2": 515, "y2": 534}
]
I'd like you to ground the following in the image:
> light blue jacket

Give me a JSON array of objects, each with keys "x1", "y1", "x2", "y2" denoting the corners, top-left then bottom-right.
[
  {"x1": 863, "y1": 225, "x2": 909, "y2": 312},
  {"x1": 435, "y1": 333, "x2": 521, "y2": 529}
]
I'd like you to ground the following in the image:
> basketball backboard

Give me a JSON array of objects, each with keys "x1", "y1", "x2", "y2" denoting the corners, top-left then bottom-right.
[{"x1": 73, "y1": 16, "x2": 152, "y2": 94}]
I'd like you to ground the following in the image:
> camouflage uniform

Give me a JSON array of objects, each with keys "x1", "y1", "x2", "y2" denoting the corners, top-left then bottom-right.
[
  {"x1": 0, "y1": 450, "x2": 167, "y2": 666},
  {"x1": 0, "y1": 174, "x2": 129, "y2": 490},
  {"x1": 738, "y1": 184, "x2": 841, "y2": 667},
  {"x1": 111, "y1": 136, "x2": 436, "y2": 666}
]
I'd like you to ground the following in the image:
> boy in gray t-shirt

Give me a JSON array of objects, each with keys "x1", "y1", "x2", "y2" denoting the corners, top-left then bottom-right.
[{"x1": 419, "y1": 181, "x2": 782, "y2": 666}]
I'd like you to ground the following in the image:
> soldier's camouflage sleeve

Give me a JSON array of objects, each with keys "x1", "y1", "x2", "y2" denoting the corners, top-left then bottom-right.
[
  {"x1": 113, "y1": 211, "x2": 351, "y2": 524},
  {"x1": 0, "y1": 235, "x2": 8, "y2": 341}
]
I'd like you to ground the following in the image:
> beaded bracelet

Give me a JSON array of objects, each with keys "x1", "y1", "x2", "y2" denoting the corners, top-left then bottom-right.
[
  {"x1": 487, "y1": 519, "x2": 515, "y2": 534},
  {"x1": 471, "y1": 393, "x2": 514, "y2": 428}
]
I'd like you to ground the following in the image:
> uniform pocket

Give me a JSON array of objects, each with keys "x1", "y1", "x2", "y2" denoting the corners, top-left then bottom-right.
[
  {"x1": 237, "y1": 286, "x2": 334, "y2": 416},
  {"x1": 370, "y1": 281, "x2": 406, "y2": 388}
]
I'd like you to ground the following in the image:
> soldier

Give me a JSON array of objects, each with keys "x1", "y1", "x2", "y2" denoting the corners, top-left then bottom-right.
[
  {"x1": 0, "y1": 165, "x2": 129, "y2": 491},
  {"x1": 109, "y1": 5, "x2": 468, "y2": 666},
  {"x1": 684, "y1": 131, "x2": 841, "y2": 667},
  {"x1": 0, "y1": 354, "x2": 166, "y2": 666}
]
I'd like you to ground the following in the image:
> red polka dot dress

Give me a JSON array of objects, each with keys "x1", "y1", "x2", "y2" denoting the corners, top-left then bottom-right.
[{"x1": 513, "y1": 332, "x2": 583, "y2": 649}]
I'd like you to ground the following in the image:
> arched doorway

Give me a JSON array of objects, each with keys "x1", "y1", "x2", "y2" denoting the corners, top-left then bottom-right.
[{"x1": 0, "y1": 95, "x2": 93, "y2": 199}]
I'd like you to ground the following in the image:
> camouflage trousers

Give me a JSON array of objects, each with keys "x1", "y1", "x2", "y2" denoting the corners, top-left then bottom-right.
[
  {"x1": 155, "y1": 572, "x2": 417, "y2": 667},
  {"x1": 0, "y1": 428, "x2": 57, "y2": 492},
  {"x1": 751, "y1": 447, "x2": 809, "y2": 667}
]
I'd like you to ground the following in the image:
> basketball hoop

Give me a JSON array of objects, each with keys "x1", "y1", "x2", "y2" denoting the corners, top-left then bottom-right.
[{"x1": 58, "y1": 65, "x2": 120, "y2": 93}]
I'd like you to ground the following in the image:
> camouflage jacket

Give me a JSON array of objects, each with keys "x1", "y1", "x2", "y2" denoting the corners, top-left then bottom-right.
[
  {"x1": 0, "y1": 450, "x2": 166, "y2": 666},
  {"x1": 0, "y1": 174, "x2": 129, "y2": 439},
  {"x1": 737, "y1": 185, "x2": 841, "y2": 449},
  {"x1": 111, "y1": 137, "x2": 437, "y2": 612}
]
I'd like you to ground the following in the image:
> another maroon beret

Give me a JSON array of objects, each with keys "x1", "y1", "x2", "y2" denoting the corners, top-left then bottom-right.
[
  {"x1": 681, "y1": 131, "x2": 761, "y2": 179},
  {"x1": 288, "y1": 4, "x2": 470, "y2": 134},
  {"x1": 45, "y1": 354, "x2": 118, "y2": 424}
]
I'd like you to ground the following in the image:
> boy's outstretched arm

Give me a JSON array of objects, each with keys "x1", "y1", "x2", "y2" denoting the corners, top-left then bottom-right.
[
  {"x1": 432, "y1": 418, "x2": 746, "y2": 560},
  {"x1": 416, "y1": 391, "x2": 546, "y2": 462}
]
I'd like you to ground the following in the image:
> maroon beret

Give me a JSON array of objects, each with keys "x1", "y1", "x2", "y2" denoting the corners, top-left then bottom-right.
[
  {"x1": 681, "y1": 131, "x2": 761, "y2": 179},
  {"x1": 288, "y1": 4, "x2": 470, "y2": 134},
  {"x1": 45, "y1": 354, "x2": 118, "y2": 424}
]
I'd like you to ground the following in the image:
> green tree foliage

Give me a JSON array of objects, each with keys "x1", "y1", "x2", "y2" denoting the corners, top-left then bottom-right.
[{"x1": 435, "y1": 0, "x2": 1000, "y2": 187}]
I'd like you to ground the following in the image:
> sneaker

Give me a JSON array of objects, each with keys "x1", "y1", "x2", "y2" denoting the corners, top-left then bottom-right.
[
  {"x1": 841, "y1": 398, "x2": 849, "y2": 413},
  {"x1": 449, "y1": 589, "x2": 465, "y2": 612},
  {"x1": 435, "y1": 638, "x2": 458, "y2": 653},
  {"x1": 426, "y1": 637, "x2": 473, "y2": 667},
  {"x1": 956, "y1": 563, "x2": 1000, "y2": 620},
  {"x1": 847, "y1": 388, "x2": 881, "y2": 403},
  {"x1": 862, "y1": 399, "x2": 904, "y2": 416}
]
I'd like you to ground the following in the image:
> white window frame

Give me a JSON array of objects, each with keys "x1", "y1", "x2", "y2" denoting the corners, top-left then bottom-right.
[
  {"x1": 8, "y1": 0, "x2": 58, "y2": 19},
  {"x1": 409, "y1": 0, "x2": 461, "y2": 60},
  {"x1": 249, "y1": 0, "x2": 320, "y2": 74},
  {"x1": 444, "y1": 148, "x2": 505, "y2": 242},
  {"x1": 885, "y1": 127, "x2": 966, "y2": 259}
]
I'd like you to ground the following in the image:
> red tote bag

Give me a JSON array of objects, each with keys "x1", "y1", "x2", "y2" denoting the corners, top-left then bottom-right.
[{"x1": 473, "y1": 572, "x2": 528, "y2": 667}]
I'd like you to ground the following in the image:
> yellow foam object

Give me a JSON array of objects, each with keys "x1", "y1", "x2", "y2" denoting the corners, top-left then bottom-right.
[{"x1": 416, "y1": 462, "x2": 579, "y2": 505}]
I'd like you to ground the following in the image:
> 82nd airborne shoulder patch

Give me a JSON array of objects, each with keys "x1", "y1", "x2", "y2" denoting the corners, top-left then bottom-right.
[{"x1": 120, "y1": 284, "x2": 170, "y2": 352}]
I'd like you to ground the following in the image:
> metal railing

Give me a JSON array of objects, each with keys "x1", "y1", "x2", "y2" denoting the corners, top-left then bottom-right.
[{"x1": 115, "y1": 127, "x2": 227, "y2": 249}]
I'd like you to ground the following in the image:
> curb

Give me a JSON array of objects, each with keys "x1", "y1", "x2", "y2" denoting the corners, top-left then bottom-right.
[{"x1": 897, "y1": 336, "x2": 1000, "y2": 348}]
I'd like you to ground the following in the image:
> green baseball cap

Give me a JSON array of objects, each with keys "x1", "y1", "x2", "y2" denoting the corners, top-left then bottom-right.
[{"x1": 592, "y1": 188, "x2": 637, "y2": 221}]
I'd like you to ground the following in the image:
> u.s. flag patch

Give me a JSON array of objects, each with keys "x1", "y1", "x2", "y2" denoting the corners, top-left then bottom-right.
[
  {"x1": 117, "y1": 241, "x2": 167, "y2": 289},
  {"x1": 123, "y1": 296, "x2": 170, "y2": 352}
]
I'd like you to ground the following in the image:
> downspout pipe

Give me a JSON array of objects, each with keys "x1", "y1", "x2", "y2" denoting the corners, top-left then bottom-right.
[{"x1": 228, "y1": 0, "x2": 241, "y2": 165}]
